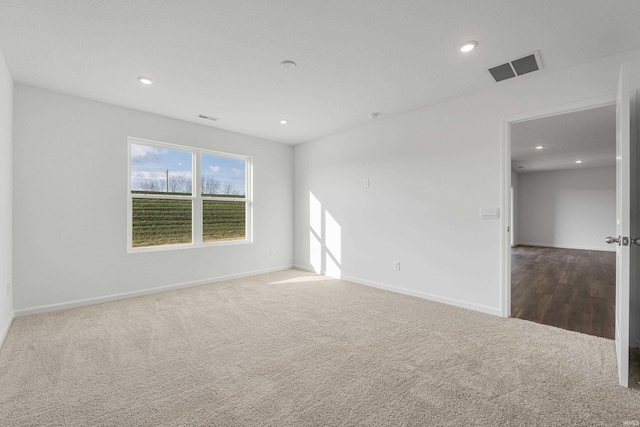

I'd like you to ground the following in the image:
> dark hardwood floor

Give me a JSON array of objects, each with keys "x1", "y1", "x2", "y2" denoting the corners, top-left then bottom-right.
[{"x1": 511, "y1": 245, "x2": 616, "y2": 339}]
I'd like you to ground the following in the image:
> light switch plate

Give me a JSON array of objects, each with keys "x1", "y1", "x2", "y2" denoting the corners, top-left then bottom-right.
[{"x1": 480, "y1": 207, "x2": 500, "y2": 219}]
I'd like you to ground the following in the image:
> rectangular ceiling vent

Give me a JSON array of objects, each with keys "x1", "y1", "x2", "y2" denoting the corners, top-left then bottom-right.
[
  {"x1": 197, "y1": 114, "x2": 219, "y2": 122},
  {"x1": 487, "y1": 50, "x2": 543, "y2": 83}
]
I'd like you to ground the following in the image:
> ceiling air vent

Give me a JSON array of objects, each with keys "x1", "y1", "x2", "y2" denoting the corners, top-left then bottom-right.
[
  {"x1": 487, "y1": 51, "x2": 543, "y2": 83},
  {"x1": 488, "y1": 63, "x2": 516, "y2": 82},
  {"x1": 197, "y1": 114, "x2": 219, "y2": 122}
]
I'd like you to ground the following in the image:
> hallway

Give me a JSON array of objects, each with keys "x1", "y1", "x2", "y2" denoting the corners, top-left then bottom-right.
[{"x1": 511, "y1": 246, "x2": 616, "y2": 339}]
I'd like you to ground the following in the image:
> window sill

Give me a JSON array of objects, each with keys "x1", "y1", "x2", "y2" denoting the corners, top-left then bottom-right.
[{"x1": 127, "y1": 239, "x2": 252, "y2": 254}]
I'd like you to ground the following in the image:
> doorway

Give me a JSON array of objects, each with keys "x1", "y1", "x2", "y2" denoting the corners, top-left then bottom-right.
[{"x1": 502, "y1": 100, "x2": 617, "y2": 339}]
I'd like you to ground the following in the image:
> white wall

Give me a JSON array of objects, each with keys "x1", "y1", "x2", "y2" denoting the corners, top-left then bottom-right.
[
  {"x1": 13, "y1": 85, "x2": 293, "y2": 313},
  {"x1": 517, "y1": 167, "x2": 616, "y2": 251},
  {"x1": 294, "y1": 49, "x2": 640, "y2": 316},
  {"x1": 511, "y1": 171, "x2": 519, "y2": 246},
  {"x1": 0, "y1": 50, "x2": 14, "y2": 345}
]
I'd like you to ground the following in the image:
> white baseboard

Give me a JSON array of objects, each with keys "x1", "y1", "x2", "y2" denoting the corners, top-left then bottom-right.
[
  {"x1": 0, "y1": 311, "x2": 15, "y2": 350},
  {"x1": 340, "y1": 274, "x2": 501, "y2": 317},
  {"x1": 15, "y1": 265, "x2": 294, "y2": 317},
  {"x1": 516, "y1": 242, "x2": 615, "y2": 252},
  {"x1": 292, "y1": 264, "x2": 315, "y2": 273},
  {"x1": 292, "y1": 264, "x2": 501, "y2": 317}
]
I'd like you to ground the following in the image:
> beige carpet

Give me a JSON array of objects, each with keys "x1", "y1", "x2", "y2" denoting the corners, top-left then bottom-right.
[{"x1": 1, "y1": 269, "x2": 639, "y2": 426}]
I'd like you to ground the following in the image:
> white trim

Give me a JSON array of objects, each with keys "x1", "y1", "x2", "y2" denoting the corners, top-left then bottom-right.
[
  {"x1": 501, "y1": 117, "x2": 511, "y2": 318},
  {"x1": 128, "y1": 239, "x2": 253, "y2": 254},
  {"x1": 500, "y1": 95, "x2": 617, "y2": 319},
  {"x1": 501, "y1": 95, "x2": 616, "y2": 126},
  {"x1": 0, "y1": 312, "x2": 15, "y2": 350},
  {"x1": 516, "y1": 242, "x2": 616, "y2": 252},
  {"x1": 293, "y1": 264, "x2": 315, "y2": 273},
  {"x1": 292, "y1": 264, "x2": 500, "y2": 316},
  {"x1": 129, "y1": 136, "x2": 250, "y2": 161},
  {"x1": 15, "y1": 265, "x2": 293, "y2": 317},
  {"x1": 195, "y1": 151, "x2": 203, "y2": 245}
]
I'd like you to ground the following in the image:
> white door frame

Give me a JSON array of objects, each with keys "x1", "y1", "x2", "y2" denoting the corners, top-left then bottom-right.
[{"x1": 500, "y1": 95, "x2": 616, "y2": 318}]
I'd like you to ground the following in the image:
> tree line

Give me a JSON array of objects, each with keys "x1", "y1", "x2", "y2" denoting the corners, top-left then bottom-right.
[{"x1": 139, "y1": 176, "x2": 239, "y2": 195}]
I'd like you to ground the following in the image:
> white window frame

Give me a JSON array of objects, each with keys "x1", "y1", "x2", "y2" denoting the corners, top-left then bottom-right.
[{"x1": 127, "y1": 137, "x2": 253, "y2": 253}]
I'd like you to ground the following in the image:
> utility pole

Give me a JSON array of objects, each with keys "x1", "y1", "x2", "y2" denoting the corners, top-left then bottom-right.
[{"x1": 165, "y1": 169, "x2": 169, "y2": 193}]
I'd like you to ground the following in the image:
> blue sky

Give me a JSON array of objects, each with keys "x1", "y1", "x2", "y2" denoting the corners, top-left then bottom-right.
[{"x1": 130, "y1": 144, "x2": 246, "y2": 193}]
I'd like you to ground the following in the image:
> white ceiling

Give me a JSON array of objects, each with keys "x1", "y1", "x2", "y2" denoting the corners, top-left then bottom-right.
[
  {"x1": 0, "y1": 1, "x2": 639, "y2": 145},
  {"x1": 511, "y1": 105, "x2": 616, "y2": 173}
]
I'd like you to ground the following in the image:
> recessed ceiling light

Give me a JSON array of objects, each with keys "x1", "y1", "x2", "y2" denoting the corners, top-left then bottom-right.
[
  {"x1": 280, "y1": 60, "x2": 297, "y2": 70},
  {"x1": 369, "y1": 112, "x2": 380, "y2": 119},
  {"x1": 459, "y1": 41, "x2": 478, "y2": 53},
  {"x1": 279, "y1": 119, "x2": 288, "y2": 125},
  {"x1": 535, "y1": 145, "x2": 544, "y2": 150},
  {"x1": 575, "y1": 160, "x2": 583, "y2": 164},
  {"x1": 137, "y1": 76, "x2": 153, "y2": 85}
]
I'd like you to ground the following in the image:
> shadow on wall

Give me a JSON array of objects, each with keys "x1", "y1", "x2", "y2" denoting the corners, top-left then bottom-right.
[{"x1": 309, "y1": 192, "x2": 342, "y2": 277}]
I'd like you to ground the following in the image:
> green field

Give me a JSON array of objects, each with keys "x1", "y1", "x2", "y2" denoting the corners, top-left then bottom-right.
[{"x1": 132, "y1": 198, "x2": 246, "y2": 247}]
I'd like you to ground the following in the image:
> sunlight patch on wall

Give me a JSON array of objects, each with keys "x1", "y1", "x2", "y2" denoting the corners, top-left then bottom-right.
[
  {"x1": 310, "y1": 192, "x2": 322, "y2": 235},
  {"x1": 310, "y1": 192, "x2": 323, "y2": 272},
  {"x1": 310, "y1": 229, "x2": 322, "y2": 272},
  {"x1": 309, "y1": 192, "x2": 342, "y2": 276},
  {"x1": 325, "y1": 211, "x2": 342, "y2": 277}
]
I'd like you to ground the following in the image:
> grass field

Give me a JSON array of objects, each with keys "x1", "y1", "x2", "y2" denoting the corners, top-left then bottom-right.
[{"x1": 132, "y1": 198, "x2": 246, "y2": 247}]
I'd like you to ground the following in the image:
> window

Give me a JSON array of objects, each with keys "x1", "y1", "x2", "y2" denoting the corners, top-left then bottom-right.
[{"x1": 128, "y1": 138, "x2": 252, "y2": 251}]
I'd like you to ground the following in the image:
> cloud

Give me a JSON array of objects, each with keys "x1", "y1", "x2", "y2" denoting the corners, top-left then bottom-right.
[
  {"x1": 131, "y1": 170, "x2": 192, "y2": 180},
  {"x1": 171, "y1": 170, "x2": 193, "y2": 179},
  {"x1": 131, "y1": 171, "x2": 162, "y2": 180},
  {"x1": 209, "y1": 166, "x2": 221, "y2": 173},
  {"x1": 232, "y1": 168, "x2": 243, "y2": 175},
  {"x1": 131, "y1": 144, "x2": 164, "y2": 162}
]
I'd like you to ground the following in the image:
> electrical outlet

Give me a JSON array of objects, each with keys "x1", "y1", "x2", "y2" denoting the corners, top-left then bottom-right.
[
  {"x1": 269, "y1": 249, "x2": 275, "y2": 256},
  {"x1": 364, "y1": 179, "x2": 370, "y2": 188},
  {"x1": 394, "y1": 261, "x2": 400, "y2": 271}
]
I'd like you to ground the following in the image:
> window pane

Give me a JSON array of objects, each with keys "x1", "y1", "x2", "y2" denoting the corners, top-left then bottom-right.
[
  {"x1": 201, "y1": 154, "x2": 246, "y2": 197},
  {"x1": 132, "y1": 198, "x2": 192, "y2": 247},
  {"x1": 131, "y1": 144, "x2": 193, "y2": 195},
  {"x1": 203, "y1": 200, "x2": 246, "y2": 242}
]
